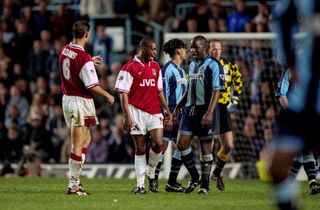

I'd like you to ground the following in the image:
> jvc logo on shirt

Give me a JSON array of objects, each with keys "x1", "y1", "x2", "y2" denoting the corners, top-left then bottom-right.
[{"x1": 139, "y1": 79, "x2": 156, "y2": 86}]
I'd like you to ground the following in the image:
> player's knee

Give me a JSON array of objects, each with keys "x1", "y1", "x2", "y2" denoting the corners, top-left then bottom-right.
[
  {"x1": 226, "y1": 142, "x2": 234, "y2": 152},
  {"x1": 135, "y1": 145, "x2": 146, "y2": 154},
  {"x1": 152, "y1": 141, "x2": 163, "y2": 152},
  {"x1": 177, "y1": 141, "x2": 187, "y2": 151}
]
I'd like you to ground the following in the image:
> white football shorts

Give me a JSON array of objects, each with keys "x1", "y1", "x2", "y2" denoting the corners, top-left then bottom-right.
[
  {"x1": 128, "y1": 104, "x2": 163, "y2": 135},
  {"x1": 62, "y1": 95, "x2": 99, "y2": 127}
]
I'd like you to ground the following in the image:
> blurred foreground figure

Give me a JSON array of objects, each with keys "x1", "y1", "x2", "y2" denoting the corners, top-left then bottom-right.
[{"x1": 270, "y1": 1, "x2": 320, "y2": 209}]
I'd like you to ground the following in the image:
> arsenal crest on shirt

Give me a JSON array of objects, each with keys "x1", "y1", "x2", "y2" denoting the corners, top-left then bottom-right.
[{"x1": 152, "y1": 68, "x2": 157, "y2": 76}]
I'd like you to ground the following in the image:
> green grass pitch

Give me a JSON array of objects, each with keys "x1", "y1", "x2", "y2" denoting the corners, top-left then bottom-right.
[{"x1": 0, "y1": 178, "x2": 319, "y2": 210}]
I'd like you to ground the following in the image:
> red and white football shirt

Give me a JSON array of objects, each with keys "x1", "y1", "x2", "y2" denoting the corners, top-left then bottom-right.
[
  {"x1": 115, "y1": 55, "x2": 163, "y2": 114},
  {"x1": 59, "y1": 43, "x2": 99, "y2": 98}
]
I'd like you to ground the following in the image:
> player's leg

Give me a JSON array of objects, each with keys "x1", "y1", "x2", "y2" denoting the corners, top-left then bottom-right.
[
  {"x1": 67, "y1": 120, "x2": 86, "y2": 195},
  {"x1": 154, "y1": 140, "x2": 169, "y2": 182},
  {"x1": 198, "y1": 139, "x2": 213, "y2": 195},
  {"x1": 302, "y1": 153, "x2": 320, "y2": 194},
  {"x1": 78, "y1": 128, "x2": 91, "y2": 193},
  {"x1": 289, "y1": 155, "x2": 302, "y2": 179},
  {"x1": 147, "y1": 128, "x2": 163, "y2": 192},
  {"x1": 177, "y1": 133, "x2": 200, "y2": 193},
  {"x1": 132, "y1": 134, "x2": 147, "y2": 194},
  {"x1": 212, "y1": 131, "x2": 233, "y2": 191},
  {"x1": 270, "y1": 149, "x2": 299, "y2": 209},
  {"x1": 166, "y1": 141, "x2": 185, "y2": 192},
  {"x1": 270, "y1": 110, "x2": 307, "y2": 209}
]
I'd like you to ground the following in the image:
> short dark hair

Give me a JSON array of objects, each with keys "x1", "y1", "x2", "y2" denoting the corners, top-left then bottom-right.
[
  {"x1": 139, "y1": 37, "x2": 155, "y2": 48},
  {"x1": 72, "y1": 20, "x2": 90, "y2": 39},
  {"x1": 162, "y1": 39, "x2": 186, "y2": 57},
  {"x1": 192, "y1": 35, "x2": 208, "y2": 46}
]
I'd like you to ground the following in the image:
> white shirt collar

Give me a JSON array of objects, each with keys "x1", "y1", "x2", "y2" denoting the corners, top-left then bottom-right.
[{"x1": 69, "y1": 42, "x2": 85, "y2": 51}]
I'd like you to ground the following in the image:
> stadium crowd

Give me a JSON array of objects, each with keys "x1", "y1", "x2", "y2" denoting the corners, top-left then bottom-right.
[{"x1": 0, "y1": 0, "x2": 279, "y2": 178}]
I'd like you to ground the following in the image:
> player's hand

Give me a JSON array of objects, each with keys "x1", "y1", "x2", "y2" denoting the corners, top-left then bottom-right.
[
  {"x1": 172, "y1": 108, "x2": 180, "y2": 125},
  {"x1": 123, "y1": 116, "x2": 133, "y2": 132},
  {"x1": 227, "y1": 96, "x2": 239, "y2": 113},
  {"x1": 163, "y1": 109, "x2": 172, "y2": 131},
  {"x1": 201, "y1": 111, "x2": 213, "y2": 127},
  {"x1": 106, "y1": 95, "x2": 115, "y2": 105},
  {"x1": 227, "y1": 103, "x2": 237, "y2": 112},
  {"x1": 164, "y1": 117, "x2": 172, "y2": 131},
  {"x1": 92, "y1": 55, "x2": 103, "y2": 65}
]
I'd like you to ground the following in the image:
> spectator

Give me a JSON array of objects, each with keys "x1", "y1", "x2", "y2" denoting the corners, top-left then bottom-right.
[
  {"x1": 106, "y1": 61, "x2": 121, "y2": 95},
  {"x1": 32, "y1": 0, "x2": 52, "y2": 37},
  {"x1": 50, "y1": 3, "x2": 73, "y2": 39},
  {"x1": 47, "y1": 104, "x2": 68, "y2": 163},
  {"x1": 0, "y1": 0, "x2": 17, "y2": 33},
  {"x1": 0, "y1": 82, "x2": 8, "y2": 121},
  {"x1": 5, "y1": 85, "x2": 29, "y2": 130},
  {"x1": 0, "y1": 120, "x2": 7, "y2": 162},
  {"x1": 107, "y1": 114, "x2": 133, "y2": 163},
  {"x1": 253, "y1": 1, "x2": 271, "y2": 32},
  {"x1": 0, "y1": 28, "x2": 10, "y2": 54},
  {"x1": 27, "y1": 92, "x2": 49, "y2": 125},
  {"x1": 207, "y1": 0, "x2": 227, "y2": 32},
  {"x1": 34, "y1": 75, "x2": 49, "y2": 96},
  {"x1": 8, "y1": 63, "x2": 27, "y2": 87},
  {"x1": 227, "y1": 0, "x2": 252, "y2": 32},
  {"x1": 92, "y1": 25, "x2": 113, "y2": 69},
  {"x1": 46, "y1": 36, "x2": 66, "y2": 86},
  {"x1": 5, "y1": 126, "x2": 23, "y2": 163},
  {"x1": 24, "y1": 115, "x2": 53, "y2": 163},
  {"x1": 15, "y1": 78, "x2": 32, "y2": 104},
  {"x1": 25, "y1": 40, "x2": 49, "y2": 82},
  {"x1": 0, "y1": 48, "x2": 10, "y2": 83},
  {"x1": 8, "y1": 19, "x2": 33, "y2": 64},
  {"x1": 113, "y1": 0, "x2": 139, "y2": 18},
  {"x1": 86, "y1": 127, "x2": 108, "y2": 163},
  {"x1": 179, "y1": 0, "x2": 209, "y2": 32},
  {"x1": 39, "y1": 29, "x2": 52, "y2": 52},
  {"x1": 20, "y1": 5, "x2": 35, "y2": 38},
  {"x1": 80, "y1": 0, "x2": 114, "y2": 18}
]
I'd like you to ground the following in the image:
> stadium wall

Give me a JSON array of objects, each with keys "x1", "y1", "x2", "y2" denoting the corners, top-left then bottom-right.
[{"x1": 0, "y1": 163, "x2": 308, "y2": 181}]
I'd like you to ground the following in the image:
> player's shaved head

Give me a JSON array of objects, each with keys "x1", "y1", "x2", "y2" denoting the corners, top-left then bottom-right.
[
  {"x1": 139, "y1": 37, "x2": 155, "y2": 48},
  {"x1": 190, "y1": 35, "x2": 208, "y2": 60},
  {"x1": 138, "y1": 37, "x2": 157, "y2": 62},
  {"x1": 191, "y1": 35, "x2": 208, "y2": 47}
]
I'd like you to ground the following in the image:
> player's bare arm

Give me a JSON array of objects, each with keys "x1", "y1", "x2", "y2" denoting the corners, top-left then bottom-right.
[
  {"x1": 158, "y1": 90, "x2": 172, "y2": 131},
  {"x1": 119, "y1": 93, "x2": 133, "y2": 132},
  {"x1": 279, "y1": 96, "x2": 288, "y2": 109},
  {"x1": 172, "y1": 91, "x2": 187, "y2": 125},
  {"x1": 89, "y1": 86, "x2": 115, "y2": 105},
  {"x1": 201, "y1": 90, "x2": 219, "y2": 127}
]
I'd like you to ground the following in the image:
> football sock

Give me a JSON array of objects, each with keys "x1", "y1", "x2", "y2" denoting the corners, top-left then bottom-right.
[
  {"x1": 180, "y1": 147, "x2": 199, "y2": 182},
  {"x1": 302, "y1": 154, "x2": 317, "y2": 184},
  {"x1": 290, "y1": 156, "x2": 303, "y2": 179},
  {"x1": 68, "y1": 153, "x2": 82, "y2": 190},
  {"x1": 213, "y1": 150, "x2": 228, "y2": 177},
  {"x1": 168, "y1": 150, "x2": 182, "y2": 185},
  {"x1": 79, "y1": 147, "x2": 88, "y2": 183},
  {"x1": 200, "y1": 154, "x2": 213, "y2": 189},
  {"x1": 135, "y1": 152, "x2": 146, "y2": 188},
  {"x1": 147, "y1": 146, "x2": 162, "y2": 179},
  {"x1": 155, "y1": 154, "x2": 164, "y2": 180},
  {"x1": 81, "y1": 147, "x2": 87, "y2": 164}
]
